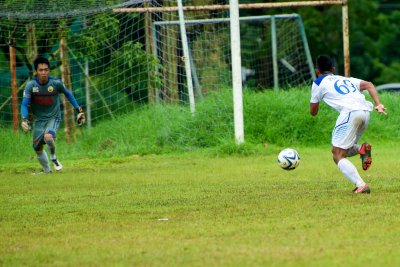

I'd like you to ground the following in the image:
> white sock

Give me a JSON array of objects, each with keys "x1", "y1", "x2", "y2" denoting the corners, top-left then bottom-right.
[{"x1": 337, "y1": 158, "x2": 365, "y2": 187}]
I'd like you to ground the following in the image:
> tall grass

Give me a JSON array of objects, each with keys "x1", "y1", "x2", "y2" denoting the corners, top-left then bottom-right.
[{"x1": 1, "y1": 89, "x2": 399, "y2": 163}]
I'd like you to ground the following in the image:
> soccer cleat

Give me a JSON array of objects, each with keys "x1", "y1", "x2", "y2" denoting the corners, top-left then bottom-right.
[
  {"x1": 359, "y1": 142, "x2": 372, "y2": 171},
  {"x1": 353, "y1": 183, "x2": 371, "y2": 194},
  {"x1": 51, "y1": 159, "x2": 63, "y2": 171}
]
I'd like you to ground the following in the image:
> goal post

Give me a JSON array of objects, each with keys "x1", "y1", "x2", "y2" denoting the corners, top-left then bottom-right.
[
  {"x1": 229, "y1": 0, "x2": 244, "y2": 144},
  {"x1": 177, "y1": 0, "x2": 195, "y2": 114}
]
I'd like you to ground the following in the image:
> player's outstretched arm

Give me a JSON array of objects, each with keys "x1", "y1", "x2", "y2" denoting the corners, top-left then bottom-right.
[
  {"x1": 63, "y1": 88, "x2": 86, "y2": 125},
  {"x1": 360, "y1": 81, "x2": 386, "y2": 115}
]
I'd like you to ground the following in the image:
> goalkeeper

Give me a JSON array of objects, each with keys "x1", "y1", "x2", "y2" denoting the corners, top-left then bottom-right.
[{"x1": 21, "y1": 57, "x2": 85, "y2": 174}]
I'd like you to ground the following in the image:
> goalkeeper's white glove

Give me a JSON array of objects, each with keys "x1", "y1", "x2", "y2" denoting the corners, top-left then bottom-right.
[
  {"x1": 21, "y1": 118, "x2": 31, "y2": 133},
  {"x1": 76, "y1": 107, "x2": 86, "y2": 126}
]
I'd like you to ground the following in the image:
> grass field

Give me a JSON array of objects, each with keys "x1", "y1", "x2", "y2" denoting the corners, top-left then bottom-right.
[{"x1": 1, "y1": 144, "x2": 399, "y2": 266}]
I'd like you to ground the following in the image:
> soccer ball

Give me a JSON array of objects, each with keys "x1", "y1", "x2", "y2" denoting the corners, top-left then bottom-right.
[{"x1": 277, "y1": 148, "x2": 300, "y2": 170}]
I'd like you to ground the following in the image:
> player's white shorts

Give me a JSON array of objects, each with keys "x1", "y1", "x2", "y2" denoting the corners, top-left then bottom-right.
[{"x1": 331, "y1": 110, "x2": 370, "y2": 149}]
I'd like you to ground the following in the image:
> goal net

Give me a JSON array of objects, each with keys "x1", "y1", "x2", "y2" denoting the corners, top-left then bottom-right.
[
  {"x1": 153, "y1": 13, "x2": 314, "y2": 95},
  {"x1": 0, "y1": 0, "x2": 325, "y2": 148}
]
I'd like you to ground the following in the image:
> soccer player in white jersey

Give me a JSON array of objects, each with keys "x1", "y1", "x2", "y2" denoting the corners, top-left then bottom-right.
[{"x1": 310, "y1": 55, "x2": 386, "y2": 194}]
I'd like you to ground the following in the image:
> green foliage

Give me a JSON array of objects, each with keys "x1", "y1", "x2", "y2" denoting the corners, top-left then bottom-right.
[
  {"x1": 1, "y1": 0, "x2": 399, "y2": 95},
  {"x1": 84, "y1": 41, "x2": 163, "y2": 120},
  {"x1": 333, "y1": 1, "x2": 400, "y2": 82},
  {"x1": 71, "y1": 14, "x2": 120, "y2": 62},
  {"x1": 374, "y1": 61, "x2": 400, "y2": 84},
  {"x1": 244, "y1": 88, "x2": 328, "y2": 146},
  {"x1": 109, "y1": 41, "x2": 162, "y2": 104}
]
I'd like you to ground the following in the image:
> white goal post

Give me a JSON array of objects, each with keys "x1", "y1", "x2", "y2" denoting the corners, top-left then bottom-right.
[
  {"x1": 229, "y1": 0, "x2": 244, "y2": 144},
  {"x1": 177, "y1": 0, "x2": 196, "y2": 114}
]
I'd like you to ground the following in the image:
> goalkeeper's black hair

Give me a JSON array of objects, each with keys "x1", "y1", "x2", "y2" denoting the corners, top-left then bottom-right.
[
  {"x1": 33, "y1": 57, "x2": 50, "y2": 70},
  {"x1": 316, "y1": 55, "x2": 334, "y2": 72}
]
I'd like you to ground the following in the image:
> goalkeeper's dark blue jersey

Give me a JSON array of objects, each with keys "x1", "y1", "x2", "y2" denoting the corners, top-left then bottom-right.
[{"x1": 22, "y1": 77, "x2": 79, "y2": 120}]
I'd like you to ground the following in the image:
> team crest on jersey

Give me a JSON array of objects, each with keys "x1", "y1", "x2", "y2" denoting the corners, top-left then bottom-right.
[
  {"x1": 48, "y1": 86, "x2": 54, "y2": 92},
  {"x1": 32, "y1": 86, "x2": 39, "y2": 92}
]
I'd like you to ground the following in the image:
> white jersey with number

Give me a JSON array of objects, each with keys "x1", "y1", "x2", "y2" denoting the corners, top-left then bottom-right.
[{"x1": 310, "y1": 74, "x2": 373, "y2": 114}]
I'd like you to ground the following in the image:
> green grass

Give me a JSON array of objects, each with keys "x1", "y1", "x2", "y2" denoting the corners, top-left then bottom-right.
[{"x1": 1, "y1": 145, "x2": 399, "y2": 266}]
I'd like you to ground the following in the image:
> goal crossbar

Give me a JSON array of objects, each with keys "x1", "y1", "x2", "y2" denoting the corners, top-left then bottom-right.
[
  {"x1": 153, "y1": 14, "x2": 300, "y2": 26},
  {"x1": 114, "y1": 1, "x2": 346, "y2": 13}
]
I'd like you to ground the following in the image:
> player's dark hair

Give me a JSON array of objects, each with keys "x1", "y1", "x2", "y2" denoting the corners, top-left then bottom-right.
[
  {"x1": 316, "y1": 55, "x2": 334, "y2": 72},
  {"x1": 33, "y1": 57, "x2": 50, "y2": 70}
]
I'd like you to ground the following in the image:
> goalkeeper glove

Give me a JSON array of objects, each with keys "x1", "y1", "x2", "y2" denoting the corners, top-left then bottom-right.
[
  {"x1": 76, "y1": 107, "x2": 86, "y2": 126},
  {"x1": 21, "y1": 118, "x2": 31, "y2": 133}
]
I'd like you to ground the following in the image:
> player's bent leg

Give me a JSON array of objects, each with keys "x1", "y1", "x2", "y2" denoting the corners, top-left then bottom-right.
[
  {"x1": 337, "y1": 158, "x2": 360, "y2": 185},
  {"x1": 331, "y1": 146, "x2": 347, "y2": 165},
  {"x1": 333, "y1": 147, "x2": 369, "y2": 193},
  {"x1": 359, "y1": 142, "x2": 372, "y2": 171},
  {"x1": 44, "y1": 131, "x2": 63, "y2": 171},
  {"x1": 338, "y1": 158, "x2": 369, "y2": 193},
  {"x1": 44, "y1": 132, "x2": 56, "y2": 155},
  {"x1": 346, "y1": 144, "x2": 361, "y2": 157}
]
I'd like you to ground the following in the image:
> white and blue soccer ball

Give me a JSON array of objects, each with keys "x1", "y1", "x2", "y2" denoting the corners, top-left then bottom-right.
[{"x1": 277, "y1": 148, "x2": 300, "y2": 170}]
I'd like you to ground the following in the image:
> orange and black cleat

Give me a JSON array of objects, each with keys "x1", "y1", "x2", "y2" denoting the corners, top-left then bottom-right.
[{"x1": 359, "y1": 142, "x2": 372, "y2": 171}]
